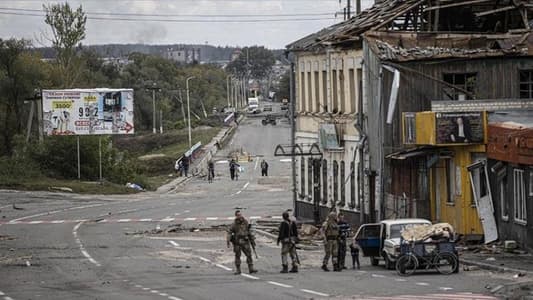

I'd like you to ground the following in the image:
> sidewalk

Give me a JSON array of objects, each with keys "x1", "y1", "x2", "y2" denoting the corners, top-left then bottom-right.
[{"x1": 459, "y1": 247, "x2": 533, "y2": 275}]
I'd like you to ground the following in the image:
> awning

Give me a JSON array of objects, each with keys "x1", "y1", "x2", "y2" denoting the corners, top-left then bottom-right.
[{"x1": 385, "y1": 146, "x2": 437, "y2": 160}]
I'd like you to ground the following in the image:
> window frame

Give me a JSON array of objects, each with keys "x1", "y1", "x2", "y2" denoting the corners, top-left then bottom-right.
[
  {"x1": 519, "y1": 69, "x2": 533, "y2": 99},
  {"x1": 513, "y1": 169, "x2": 527, "y2": 225},
  {"x1": 442, "y1": 72, "x2": 477, "y2": 100}
]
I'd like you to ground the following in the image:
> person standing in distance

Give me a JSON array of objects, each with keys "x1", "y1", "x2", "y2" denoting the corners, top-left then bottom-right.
[
  {"x1": 227, "y1": 210, "x2": 258, "y2": 275},
  {"x1": 321, "y1": 211, "x2": 340, "y2": 272},
  {"x1": 337, "y1": 213, "x2": 351, "y2": 270},
  {"x1": 260, "y1": 159, "x2": 269, "y2": 177},
  {"x1": 277, "y1": 211, "x2": 299, "y2": 273}
]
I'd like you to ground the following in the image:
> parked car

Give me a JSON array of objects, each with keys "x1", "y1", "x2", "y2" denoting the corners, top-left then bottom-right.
[
  {"x1": 261, "y1": 115, "x2": 276, "y2": 125},
  {"x1": 354, "y1": 218, "x2": 432, "y2": 269}
]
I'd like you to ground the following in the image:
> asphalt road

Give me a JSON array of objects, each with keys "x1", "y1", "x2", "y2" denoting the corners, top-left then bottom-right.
[{"x1": 0, "y1": 106, "x2": 519, "y2": 300}]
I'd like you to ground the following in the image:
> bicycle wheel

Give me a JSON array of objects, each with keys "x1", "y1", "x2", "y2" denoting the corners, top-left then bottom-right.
[
  {"x1": 396, "y1": 254, "x2": 418, "y2": 276},
  {"x1": 434, "y1": 252, "x2": 458, "y2": 275}
]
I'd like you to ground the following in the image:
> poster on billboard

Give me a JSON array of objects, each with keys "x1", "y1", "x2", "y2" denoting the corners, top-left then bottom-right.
[
  {"x1": 42, "y1": 88, "x2": 134, "y2": 135},
  {"x1": 435, "y1": 112, "x2": 484, "y2": 144}
]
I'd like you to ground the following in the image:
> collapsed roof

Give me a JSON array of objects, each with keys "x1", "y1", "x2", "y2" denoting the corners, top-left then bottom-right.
[{"x1": 287, "y1": 0, "x2": 533, "y2": 53}]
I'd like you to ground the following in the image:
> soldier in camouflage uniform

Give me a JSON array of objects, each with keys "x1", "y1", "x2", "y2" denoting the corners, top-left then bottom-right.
[
  {"x1": 227, "y1": 210, "x2": 258, "y2": 275},
  {"x1": 321, "y1": 211, "x2": 340, "y2": 272},
  {"x1": 277, "y1": 211, "x2": 299, "y2": 273}
]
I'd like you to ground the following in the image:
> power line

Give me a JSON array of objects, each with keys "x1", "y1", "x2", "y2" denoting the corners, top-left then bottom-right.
[
  {"x1": 0, "y1": 11, "x2": 337, "y2": 22},
  {"x1": 0, "y1": 7, "x2": 335, "y2": 17}
]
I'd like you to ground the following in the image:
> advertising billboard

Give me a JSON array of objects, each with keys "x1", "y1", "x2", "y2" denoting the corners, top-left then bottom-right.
[
  {"x1": 435, "y1": 112, "x2": 484, "y2": 144},
  {"x1": 42, "y1": 88, "x2": 134, "y2": 135}
]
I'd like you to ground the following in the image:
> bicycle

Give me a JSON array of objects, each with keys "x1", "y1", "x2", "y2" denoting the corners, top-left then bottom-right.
[{"x1": 395, "y1": 241, "x2": 458, "y2": 276}]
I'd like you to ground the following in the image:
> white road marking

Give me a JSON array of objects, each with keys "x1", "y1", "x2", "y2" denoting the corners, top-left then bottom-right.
[
  {"x1": 300, "y1": 289, "x2": 329, "y2": 297},
  {"x1": 439, "y1": 287, "x2": 454, "y2": 291},
  {"x1": 415, "y1": 282, "x2": 429, "y2": 286},
  {"x1": 169, "y1": 241, "x2": 180, "y2": 247},
  {"x1": 394, "y1": 278, "x2": 407, "y2": 282},
  {"x1": 206, "y1": 217, "x2": 218, "y2": 220},
  {"x1": 0, "y1": 291, "x2": 4, "y2": 295},
  {"x1": 50, "y1": 220, "x2": 65, "y2": 224},
  {"x1": 184, "y1": 217, "x2": 196, "y2": 221},
  {"x1": 117, "y1": 219, "x2": 131, "y2": 223},
  {"x1": 271, "y1": 216, "x2": 282, "y2": 219},
  {"x1": 160, "y1": 217, "x2": 174, "y2": 222},
  {"x1": 226, "y1": 217, "x2": 234, "y2": 220},
  {"x1": 139, "y1": 219, "x2": 152, "y2": 222},
  {"x1": 135, "y1": 285, "x2": 143, "y2": 288},
  {"x1": 142, "y1": 287, "x2": 150, "y2": 291},
  {"x1": 243, "y1": 182, "x2": 250, "y2": 189},
  {"x1": 168, "y1": 296, "x2": 183, "y2": 300},
  {"x1": 236, "y1": 191, "x2": 242, "y2": 195},
  {"x1": 240, "y1": 274, "x2": 259, "y2": 280},
  {"x1": 10, "y1": 203, "x2": 105, "y2": 222},
  {"x1": 372, "y1": 274, "x2": 386, "y2": 278},
  {"x1": 28, "y1": 221, "x2": 43, "y2": 224},
  {"x1": 184, "y1": 210, "x2": 190, "y2": 213},
  {"x1": 249, "y1": 216, "x2": 261, "y2": 219},
  {"x1": 254, "y1": 159, "x2": 259, "y2": 170},
  {"x1": 268, "y1": 281, "x2": 292, "y2": 288},
  {"x1": 198, "y1": 257, "x2": 211, "y2": 263},
  {"x1": 159, "y1": 293, "x2": 168, "y2": 297},
  {"x1": 5, "y1": 297, "x2": 14, "y2": 300},
  {"x1": 216, "y1": 160, "x2": 228, "y2": 164},
  {"x1": 150, "y1": 290, "x2": 159, "y2": 294},
  {"x1": 73, "y1": 222, "x2": 101, "y2": 267},
  {"x1": 215, "y1": 264, "x2": 232, "y2": 271},
  {"x1": 280, "y1": 158, "x2": 292, "y2": 162}
]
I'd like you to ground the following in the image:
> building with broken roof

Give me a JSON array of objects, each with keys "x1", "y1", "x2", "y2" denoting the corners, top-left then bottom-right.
[
  {"x1": 361, "y1": 0, "x2": 533, "y2": 242},
  {"x1": 288, "y1": 0, "x2": 533, "y2": 245}
]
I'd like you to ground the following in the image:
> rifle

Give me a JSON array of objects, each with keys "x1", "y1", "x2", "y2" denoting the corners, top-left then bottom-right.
[
  {"x1": 251, "y1": 240, "x2": 259, "y2": 259},
  {"x1": 290, "y1": 240, "x2": 300, "y2": 265},
  {"x1": 248, "y1": 223, "x2": 259, "y2": 259}
]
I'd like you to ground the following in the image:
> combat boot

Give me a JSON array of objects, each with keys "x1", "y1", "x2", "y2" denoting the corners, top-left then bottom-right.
[
  {"x1": 321, "y1": 264, "x2": 329, "y2": 272},
  {"x1": 234, "y1": 265, "x2": 241, "y2": 275},
  {"x1": 289, "y1": 265, "x2": 298, "y2": 273},
  {"x1": 333, "y1": 264, "x2": 342, "y2": 272},
  {"x1": 280, "y1": 264, "x2": 288, "y2": 273},
  {"x1": 248, "y1": 264, "x2": 258, "y2": 274}
]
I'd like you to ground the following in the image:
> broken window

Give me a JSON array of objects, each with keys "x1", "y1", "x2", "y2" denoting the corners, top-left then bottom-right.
[
  {"x1": 333, "y1": 160, "x2": 339, "y2": 205},
  {"x1": 519, "y1": 70, "x2": 533, "y2": 99},
  {"x1": 443, "y1": 73, "x2": 476, "y2": 100},
  {"x1": 513, "y1": 169, "x2": 527, "y2": 224}
]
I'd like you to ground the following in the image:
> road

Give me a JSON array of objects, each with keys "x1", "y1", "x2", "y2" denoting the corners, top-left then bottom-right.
[{"x1": 0, "y1": 105, "x2": 517, "y2": 300}]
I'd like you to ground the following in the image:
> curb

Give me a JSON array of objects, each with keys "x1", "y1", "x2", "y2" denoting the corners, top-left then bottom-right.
[{"x1": 460, "y1": 258, "x2": 533, "y2": 275}]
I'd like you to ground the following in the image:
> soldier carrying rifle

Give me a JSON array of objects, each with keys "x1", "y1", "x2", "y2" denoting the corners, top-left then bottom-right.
[
  {"x1": 277, "y1": 211, "x2": 299, "y2": 273},
  {"x1": 227, "y1": 210, "x2": 258, "y2": 275}
]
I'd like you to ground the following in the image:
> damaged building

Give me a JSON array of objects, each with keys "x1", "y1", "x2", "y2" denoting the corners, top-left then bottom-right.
[{"x1": 287, "y1": 0, "x2": 533, "y2": 247}]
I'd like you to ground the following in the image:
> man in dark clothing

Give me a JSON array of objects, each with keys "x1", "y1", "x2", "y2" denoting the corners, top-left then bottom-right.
[
  {"x1": 260, "y1": 159, "x2": 269, "y2": 177},
  {"x1": 227, "y1": 210, "x2": 257, "y2": 275},
  {"x1": 337, "y1": 213, "x2": 351, "y2": 270},
  {"x1": 229, "y1": 159, "x2": 239, "y2": 180},
  {"x1": 277, "y1": 211, "x2": 299, "y2": 273},
  {"x1": 207, "y1": 159, "x2": 215, "y2": 183},
  {"x1": 182, "y1": 155, "x2": 190, "y2": 177}
]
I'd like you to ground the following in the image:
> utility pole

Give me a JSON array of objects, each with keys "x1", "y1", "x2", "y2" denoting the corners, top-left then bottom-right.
[
  {"x1": 146, "y1": 83, "x2": 160, "y2": 134},
  {"x1": 186, "y1": 76, "x2": 195, "y2": 149}
]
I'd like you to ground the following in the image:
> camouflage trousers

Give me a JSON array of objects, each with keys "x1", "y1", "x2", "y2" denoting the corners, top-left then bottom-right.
[
  {"x1": 281, "y1": 242, "x2": 298, "y2": 266},
  {"x1": 323, "y1": 239, "x2": 338, "y2": 266},
  {"x1": 338, "y1": 238, "x2": 347, "y2": 267},
  {"x1": 233, "y1": 241, "x2": 253, "y2": 267}
]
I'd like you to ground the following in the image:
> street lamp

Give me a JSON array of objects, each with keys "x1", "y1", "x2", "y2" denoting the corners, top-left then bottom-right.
[
  {"x1": 186, "y1": 76, "x2": 195, "y2": 149},
  {"x1": 146, "y1": 82, "x2": 160, "y2": 134}
]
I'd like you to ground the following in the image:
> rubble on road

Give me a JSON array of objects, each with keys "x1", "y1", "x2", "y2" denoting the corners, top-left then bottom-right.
[{"x1": 125, "y1": 223, "x2": 229, "y2": 236}]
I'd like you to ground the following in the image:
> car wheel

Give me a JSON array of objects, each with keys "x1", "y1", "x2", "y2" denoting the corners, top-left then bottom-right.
[{"x1": 370, "y1": 257, "x2": 379, "y2": 266}]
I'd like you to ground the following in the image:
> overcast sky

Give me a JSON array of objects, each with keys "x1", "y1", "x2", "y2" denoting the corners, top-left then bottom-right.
[{"x1": 0, "y1": 0, "x2": 373, "y2": 49}]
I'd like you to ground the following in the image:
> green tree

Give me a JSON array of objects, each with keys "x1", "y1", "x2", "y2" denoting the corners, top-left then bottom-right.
[
  {"x1": 0, "y1": 39, "x2": 44, "y2": 155},
  {"x1": 226, "y1": 46, "x2": 275, "y2": 79},
  {"x1": 43, "y1": 2, "x2": 87, "y2": 88},
  {"x1": 275, "y1": 69, "x2": 290, "y2": 101}
]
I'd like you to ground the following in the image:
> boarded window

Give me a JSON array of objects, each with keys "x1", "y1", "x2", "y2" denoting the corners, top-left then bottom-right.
[
  {"x1": 340, "y1": 161, "x2": 346, "y2": 207},
  {"x1": 514, "y1": 169, "x2": 527, "y2": 224},
  {"x1": 519, "y1": 70, "x2": 533, "y2": 99},
  {"x1": 443, "y1": 73, "x2": 476, "y2": 100},
  {"x1": 350, "y1": 161, "x2": 356, "y2": 209},
  {"x1": 322, "y1": 160, "x2": 328, "y2": 204},
  {"x1": 308, "y1": 158, "x2": 313, "y2": 202}
]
